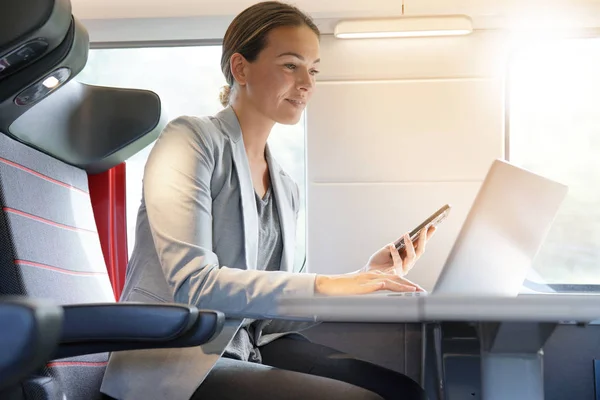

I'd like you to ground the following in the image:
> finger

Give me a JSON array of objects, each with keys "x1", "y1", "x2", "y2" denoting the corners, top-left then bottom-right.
[
  {"x1": 388, "y1": 243, "x2": 402, "y2": 269},
  {"x1": 360, "y1": 278, "x2": 416, "y2": 293},
  {"x1": 398, "y1": 276, "x2": 426, "y2": 292},
  {"x1": 377, "y1": 273, "x2": 423, "y2": 291},
  {"x1": 393, "y1": 233, "x2": 407, "y2": 245},
  {"x1": 415, "y1": 227, "x2": 428, "y2": 257},
  {"x1": 426, "y1": 225, "x2": 437, "y2": 239},
  {"x1": 403, "y1": 233, "x2": 416, "y2": 264},
  {"x1": 380, "y1": 279, "x2": 417, "y2": 292},
  {"x1": 356, "y1": 281, "x2": 386, "y2": 294}
]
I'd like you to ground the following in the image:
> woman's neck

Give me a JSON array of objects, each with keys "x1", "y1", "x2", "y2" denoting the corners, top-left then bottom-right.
[{"x1": 230, "y1": 101, "x2": 275, "y2": 163}]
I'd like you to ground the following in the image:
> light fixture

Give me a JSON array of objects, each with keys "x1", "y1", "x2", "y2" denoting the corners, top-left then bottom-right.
[
  {"x1": 15, "y1": 67, "x2": 71, "y2": 106},
  {"x1": 334, "y1": 1, "x2": 473, "y2": 39},
  {"x1": 335, "y1": 15, "x2": 473, "y2": 39},
  {"x1": 42, "y1": 76, "x2": 60, "y2": 89}
]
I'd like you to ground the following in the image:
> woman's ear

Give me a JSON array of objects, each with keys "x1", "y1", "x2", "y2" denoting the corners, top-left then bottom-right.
[{"x1": 230, "y1": 53, "x2": 248, "y2": 86}]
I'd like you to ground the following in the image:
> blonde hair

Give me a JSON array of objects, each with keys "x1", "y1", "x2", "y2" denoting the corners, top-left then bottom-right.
[
  {"x1": 219, "y1": 1, "x2": 320, "y2": 107},
  {"x1": 219, "y1": 85, "x2": 232, "y2": 108}
]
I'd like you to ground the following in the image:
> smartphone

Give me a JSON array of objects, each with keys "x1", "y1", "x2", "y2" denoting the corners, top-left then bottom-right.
[{"x1": 394, "y1": 204, "x2": 451, "y2": 251}]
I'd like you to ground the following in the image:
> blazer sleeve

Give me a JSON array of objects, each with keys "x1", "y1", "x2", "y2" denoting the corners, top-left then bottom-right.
[{"x1": 143, "y1": 116, "x2": 317, "y2": 319}]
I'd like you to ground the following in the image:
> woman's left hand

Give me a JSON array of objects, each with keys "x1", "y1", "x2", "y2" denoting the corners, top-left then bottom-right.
[{"x1": 362, "y1": 226, "x2": 436, "y2": 277}]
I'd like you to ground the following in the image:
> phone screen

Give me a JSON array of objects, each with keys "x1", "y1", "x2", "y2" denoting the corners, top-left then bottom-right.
[{"x1": 394, "y1": 204, "x2": 451, "y2": 251}]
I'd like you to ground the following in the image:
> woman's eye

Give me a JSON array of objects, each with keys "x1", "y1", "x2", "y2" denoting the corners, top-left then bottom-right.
[
  {"x1": 310, "y1": 69, "x2": 320, "y2": 76},
  {"x1": 284, "y1": 63, "x2": 296, "y2": 70}
]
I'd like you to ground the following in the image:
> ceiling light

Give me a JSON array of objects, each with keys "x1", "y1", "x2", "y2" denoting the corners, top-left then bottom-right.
[{"x1": 334, "y1": 15, "x2": 473, "y2": 39}]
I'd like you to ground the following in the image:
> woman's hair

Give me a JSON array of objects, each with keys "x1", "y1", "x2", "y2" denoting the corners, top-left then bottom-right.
[{"x1": 219, "y1": 1, "x2": 320, "y2": 107}]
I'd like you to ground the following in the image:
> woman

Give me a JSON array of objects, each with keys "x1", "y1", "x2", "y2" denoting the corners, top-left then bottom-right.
[{"x1": 101, "y1": 2, "x2": 436, "y2": 400}]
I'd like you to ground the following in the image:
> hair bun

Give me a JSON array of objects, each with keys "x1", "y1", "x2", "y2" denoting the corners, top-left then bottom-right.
[{"x1": 219, "y1": 84, "x2": 231, "y2": 107}]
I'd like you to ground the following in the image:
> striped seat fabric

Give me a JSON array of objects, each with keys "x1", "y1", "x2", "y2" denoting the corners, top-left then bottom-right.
[{"x1": 0, "y1": 132, "x2": 116, "y2": 399}]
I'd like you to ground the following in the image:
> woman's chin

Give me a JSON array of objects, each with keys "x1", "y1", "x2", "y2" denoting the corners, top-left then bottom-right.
[{"x1": 274, "y1": 108, "x2": 304, "y2": 125}]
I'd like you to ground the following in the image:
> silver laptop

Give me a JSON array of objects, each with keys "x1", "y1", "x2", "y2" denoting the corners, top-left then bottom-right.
[{"x1": 384, "y1": 158, "x2": 568, "y2": 297}]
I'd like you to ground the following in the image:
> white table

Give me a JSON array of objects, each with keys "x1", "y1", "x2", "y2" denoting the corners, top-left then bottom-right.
[{"x1": 277, "y1": 294, "x2": 600, "y2": 400}]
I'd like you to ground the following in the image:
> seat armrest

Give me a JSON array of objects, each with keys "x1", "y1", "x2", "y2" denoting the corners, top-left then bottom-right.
[
  {"x1": 0, "y1": 296, "x2": 63, "y2": 392},
  {"x1": 61, "y1": 303, "x2": 201, "y2": 342},
  {"x1": 52, "y1": 303, "x2": 224, "y2": 359}
]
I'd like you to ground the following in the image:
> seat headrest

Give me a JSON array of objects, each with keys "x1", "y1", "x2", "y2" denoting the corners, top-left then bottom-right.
[
  {"x1": 1, "y1": 0, "x2": 72, "y2": 81},
  {"x1": 0, "y1": 0, "x2": 166, "y2": 174},
  {"x1": 9, "y1": 81, "x2": 167, "y2": 174}
]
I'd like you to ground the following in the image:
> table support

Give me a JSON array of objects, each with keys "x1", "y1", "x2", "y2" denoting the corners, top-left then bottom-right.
[{"x1": 478, "y1": 322, "x2": 557, "y2": 400}]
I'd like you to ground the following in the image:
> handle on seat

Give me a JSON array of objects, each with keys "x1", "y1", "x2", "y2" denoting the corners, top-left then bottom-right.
[
  {"x1": 52, "y1": 302, "x2": 225, "y2": 359},
  {"x1": 0, "y1": 296, "x2": 63, "y2": 392}
]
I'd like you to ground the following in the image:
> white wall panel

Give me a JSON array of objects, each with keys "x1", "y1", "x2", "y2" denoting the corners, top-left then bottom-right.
[
  {"x1": 307, "y1": 79, "x2": 504, "y2": 183},
  {"x1": 306, "y1": 182, "x2": 482, "y2": 290},
  {"x1": 316, "y1": 32, "x2": 509, "y2": 81},
  {"x1": 306, "y1": 31, "x2": 507, "y2": 284}
]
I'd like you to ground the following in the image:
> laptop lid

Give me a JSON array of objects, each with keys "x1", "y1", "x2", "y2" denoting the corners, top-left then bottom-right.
[{"x1": 432, "y1": 159, "x2": 568, "y2": 297}]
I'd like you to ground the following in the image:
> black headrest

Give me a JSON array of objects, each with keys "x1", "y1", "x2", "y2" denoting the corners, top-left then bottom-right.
[
  {"x1": 9, "y1": 81, "x2": 167, "y2": 174},
  {"x1": 0, "y1": 0, "x2": 165, "y2": 174}
]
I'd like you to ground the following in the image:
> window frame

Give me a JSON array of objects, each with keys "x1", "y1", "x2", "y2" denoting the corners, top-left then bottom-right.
[{"x1": 504, "y1": 29, "x2": 600, "y2": 293}]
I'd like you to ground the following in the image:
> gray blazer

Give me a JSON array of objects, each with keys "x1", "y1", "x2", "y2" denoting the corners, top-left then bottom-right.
[{"x1": 100, "y1": 106, "x2": 318, "y2": 400}]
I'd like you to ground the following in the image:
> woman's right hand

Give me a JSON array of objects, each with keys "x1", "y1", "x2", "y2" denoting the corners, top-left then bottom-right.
[{"x1": 314, "y1": 271, "x2": 425, "y2": 296}]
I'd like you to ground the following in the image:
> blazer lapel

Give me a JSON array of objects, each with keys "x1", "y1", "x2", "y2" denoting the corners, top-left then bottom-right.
[
  {"x1": 214, "y1": 106, "x2": 258, "y2": 271},
  {"x1": 266, "y1": 145, "x2": 295, "y2": 272}
]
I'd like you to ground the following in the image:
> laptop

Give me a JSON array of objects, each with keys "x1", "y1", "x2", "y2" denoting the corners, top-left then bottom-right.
[{"x1": 380, "y1": 158, "x2": 568, "y2": 298}]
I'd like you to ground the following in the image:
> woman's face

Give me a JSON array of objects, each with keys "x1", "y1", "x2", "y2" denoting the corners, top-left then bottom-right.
[{"x1": 238, "y1": 25, "x2": 320, "y2": 125}]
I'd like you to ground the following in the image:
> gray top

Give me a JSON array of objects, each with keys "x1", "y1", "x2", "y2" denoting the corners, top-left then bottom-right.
[
  {"x1": 223, "y1": 186, "x2": 284, "y2": 362},
  {"x1": 256, "y1": 187, "x2": 284, "y2": 273}
]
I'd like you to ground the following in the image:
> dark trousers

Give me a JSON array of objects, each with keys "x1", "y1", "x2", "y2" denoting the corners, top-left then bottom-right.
[{"x1": 192, "y1": 336, "x2": 428, "y2": 400}]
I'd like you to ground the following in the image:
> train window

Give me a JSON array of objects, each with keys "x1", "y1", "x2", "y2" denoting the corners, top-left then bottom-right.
[
  {"x1": 75, "y1": 45, "x2": 307, "y2": 269},
  {"x1": 508, "y1": 37, "x2": 600, "y2": 290}
]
